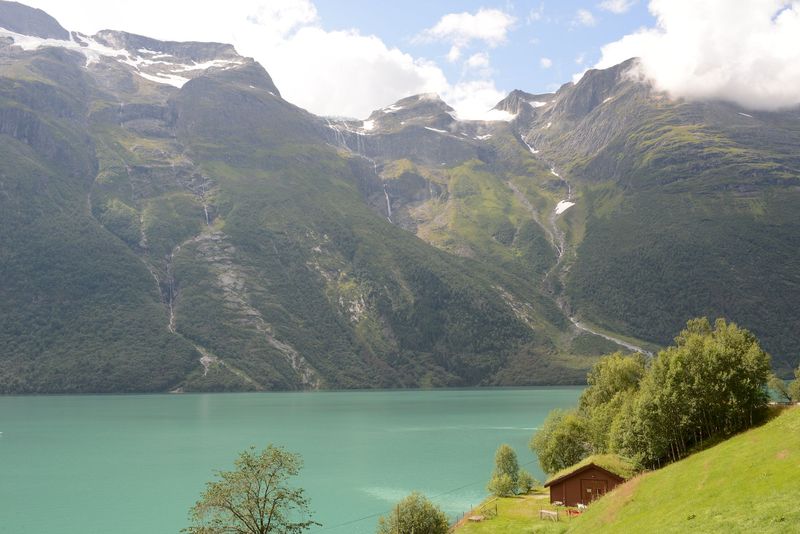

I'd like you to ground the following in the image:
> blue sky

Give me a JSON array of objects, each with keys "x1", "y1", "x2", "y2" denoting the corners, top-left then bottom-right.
[{"x1": 314, "y1": 0, "x2": 655, "y2": 94}]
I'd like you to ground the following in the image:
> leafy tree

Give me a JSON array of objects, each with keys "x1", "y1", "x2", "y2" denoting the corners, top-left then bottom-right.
[
  {"x1": 578, "y1": 352, "x2": 646, "y2": 452},
  {"x1": 534, "y1": 318, "x2": 774, "y2": 471},
  {"x1": 487, "y1": 444, "x2": 520, "y2": 496},
  {"x1": 487, "y1": 473, "x2": 516, "y2": 497},
  {"x1": 579, "y1": 352, "x2": 646, "y2": 411},
  {"x1": 768, "y1": 373, "x2": 793, "y2": 402},
  {"x1": 530, "y1": 409, "x2": 591, "y2": 474},
  {"x1": 494, "y1": 444, "x2": 520, "y2": 484},
  {"x1": 376, "y1": 492, "x2": 449, "y2": 534},
  {"x1": 185, "y1": 445, "x2": 319, "y2": 534},
  {"x1": 516, "y1": 470, "x2": 537, "y2": 494},
  {"x1": 614, "y1": 318, "x2": 771, "y2": 467}
]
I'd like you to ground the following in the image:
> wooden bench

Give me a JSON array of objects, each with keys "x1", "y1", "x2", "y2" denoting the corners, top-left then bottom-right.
[
  {"x1": 467, "y1": 515, "x2": 485, "y2": 522},
  {"x1": 539, "y1": 509, "x2": 559, "y2": 522}
]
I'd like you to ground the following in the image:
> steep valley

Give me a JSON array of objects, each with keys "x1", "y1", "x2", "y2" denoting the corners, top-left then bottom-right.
[{"x1": 1, "y1": 1, "x2": 798, "y2": 393}]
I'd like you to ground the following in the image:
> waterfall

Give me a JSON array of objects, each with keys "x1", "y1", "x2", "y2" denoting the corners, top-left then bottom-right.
[{"x1": 383, "y1": 184, "x2": 392, "y2": 221}]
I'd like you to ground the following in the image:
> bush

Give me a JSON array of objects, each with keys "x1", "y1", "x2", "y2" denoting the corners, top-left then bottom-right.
[
  {"x1": 487, "y1": 473, "x2": 516, "y2": 497},
  {"x1": 376, "y1": 492, "x2": 449, "y2": 534},
  {"x1": 517, "y1": 469, "x2": 537, "y2": 494}
]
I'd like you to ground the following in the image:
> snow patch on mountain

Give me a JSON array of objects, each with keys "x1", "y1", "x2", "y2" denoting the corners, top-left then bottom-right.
[
  {"x1": 0, "y1": 28, "x2": 243, "y2": 88},
  {"x1": 137, "y1": 71, "x2": 190, "y2": 88},
  {"x1": 555, "y1": 200, "x2": 575, "y2": 214}
]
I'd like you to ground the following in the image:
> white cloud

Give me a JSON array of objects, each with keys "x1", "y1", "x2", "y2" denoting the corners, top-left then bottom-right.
[
  {"x1": 416, "y1": 8, "x2": 515, "y2": 63},
  {"x1": 575, "y1": 52, "x2": 586, "y2": 64},
  {"x1": 446, "y1": 45, "x2": 461, "y2": 62},
  {"x1": 245, "y1": 0, "x2": 318, "y2": 35},
  {"x1": 593, "y1": 0, "x2": 800, "y2": 111},
  {"x1": 527, "y1": 4, "x2": 546, "y2": 23},
  {"x1": 417, "y1": 8, "x2": 516, "y2": 47},
  {"x1": 264, "y1": 27, "x2": 448, "y2": 118},
  {"x1": 466, "y1": 52, "x2": 491, "y2": 70},
  {"x1": 443, "y1": 80, "x2": 512, "y2": 121},
  {"x1": 599, "y1": 0, "x2": 637, "y2": 14},
  {"x1": 20, "y1": 0, "x2": 506, "y2": 119},
  {"x1": 540, "y1": 57, "x2": 553, "y2": 69},
  {"x1": 16, "y1": 0, "x2": 519, "y2": 120},
  {"x1": 574, "y1": 9, "x2": 598, "y2": 26}
]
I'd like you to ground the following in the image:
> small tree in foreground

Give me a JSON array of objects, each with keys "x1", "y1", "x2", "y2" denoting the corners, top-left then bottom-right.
[
  {"x1": 376, "y1": 492, "x2": 449, "y2": 534},
  {"x1": 487, "y1": 444, "x2": 522, "y2": 496},
  {"x1": 185, "y1": 445, "x2": 319, "y2": 534}
]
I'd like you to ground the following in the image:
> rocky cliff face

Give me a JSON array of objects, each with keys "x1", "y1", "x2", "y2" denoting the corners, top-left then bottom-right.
[{"x1": 0, "y1": 0, "x2": 67, "y2": 39}]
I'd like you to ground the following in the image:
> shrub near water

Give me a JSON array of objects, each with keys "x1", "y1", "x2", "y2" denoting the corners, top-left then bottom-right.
[{"x1": 377, "y1": 492, "x2": 449, "y2": 534}]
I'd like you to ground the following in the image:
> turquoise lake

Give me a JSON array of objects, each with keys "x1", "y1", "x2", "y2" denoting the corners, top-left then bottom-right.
[{"x1": 0, "y1": 388, "x2": 581, "y2": 533}]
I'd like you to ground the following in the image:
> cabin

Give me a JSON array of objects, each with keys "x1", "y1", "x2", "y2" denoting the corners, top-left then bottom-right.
[{"x1": 543, "y1": 455, "x2": 633, "y2": 507}]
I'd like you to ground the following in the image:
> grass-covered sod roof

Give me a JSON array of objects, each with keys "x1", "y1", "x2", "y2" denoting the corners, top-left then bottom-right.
[{"x1": 544, "y1": 454, "x2": 637, "y2": 486}]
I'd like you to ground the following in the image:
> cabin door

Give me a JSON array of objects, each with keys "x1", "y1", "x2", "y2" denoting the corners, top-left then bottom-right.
[{"x1": 580, "y1": 479, "x2": 608, "y2": 504}]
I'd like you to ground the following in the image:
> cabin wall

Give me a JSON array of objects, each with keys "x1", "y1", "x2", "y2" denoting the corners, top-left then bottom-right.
[{"x1": 548, "y1": 466, "x2": 623, "y2": 507}]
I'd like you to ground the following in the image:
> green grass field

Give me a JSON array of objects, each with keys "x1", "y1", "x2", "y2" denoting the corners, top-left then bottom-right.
[{"x1": 455, "y1": 406, "x2": 800, "y2": 533}]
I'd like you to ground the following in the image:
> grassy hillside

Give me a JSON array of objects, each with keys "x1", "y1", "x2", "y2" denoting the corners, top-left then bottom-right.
[
  {"x1": 456, "y1": 406, "x2": 800, "y2": 533},
  {"x1": 568, "y1": 406, "x2": 800, "y2": 533}
]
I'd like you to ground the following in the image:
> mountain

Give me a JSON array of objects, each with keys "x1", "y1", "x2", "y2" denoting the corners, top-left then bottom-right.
[
  {"x1": 508, "y1": 59, "x2": 800, "y2": 375},
  {"x1": 1, "y1": 2, "x2": 798, "y2": 393},
  {"x1": 0, "y1": 2, "x2": 614, "y2": 393}
]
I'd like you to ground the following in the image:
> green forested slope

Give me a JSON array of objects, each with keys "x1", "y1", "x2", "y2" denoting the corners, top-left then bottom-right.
[
  {"x1": 517, "y1": 61, "x2": 800, "y2": 375},
  {"x1": 0, "y1": 49, "x2": 198, "y2": 392},
  {"x1": 0, "y1": 21, "x2": 581, "y2": 392}
]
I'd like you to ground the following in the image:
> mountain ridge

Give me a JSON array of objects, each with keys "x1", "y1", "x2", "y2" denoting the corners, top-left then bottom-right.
[{"x1": 1, "y1": 1, "x2": 798, "y2": 393}]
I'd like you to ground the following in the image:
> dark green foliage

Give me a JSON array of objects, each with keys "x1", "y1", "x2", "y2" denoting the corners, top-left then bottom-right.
[
  {"x1": 97, "y1": 198, "x2": 140, "y2": 246},
  {"x1": 568, "y1": 190, "x2": 800, "y2": 376},
  {"x1": 534, "y1": 75, "x2": 800, "y2": 376},
  {"x1": 376, "y1": 492, "x2": 449, "y2": 534},
  {"x1": 531, "y1": 318, "x2": 772, "y2": 473},
  {"x1": 0, "y1": 58, "x2": 198, "y2": 393},
  {"x1": 0, "y1": 39, "x2": 584, "y2": 392}
]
